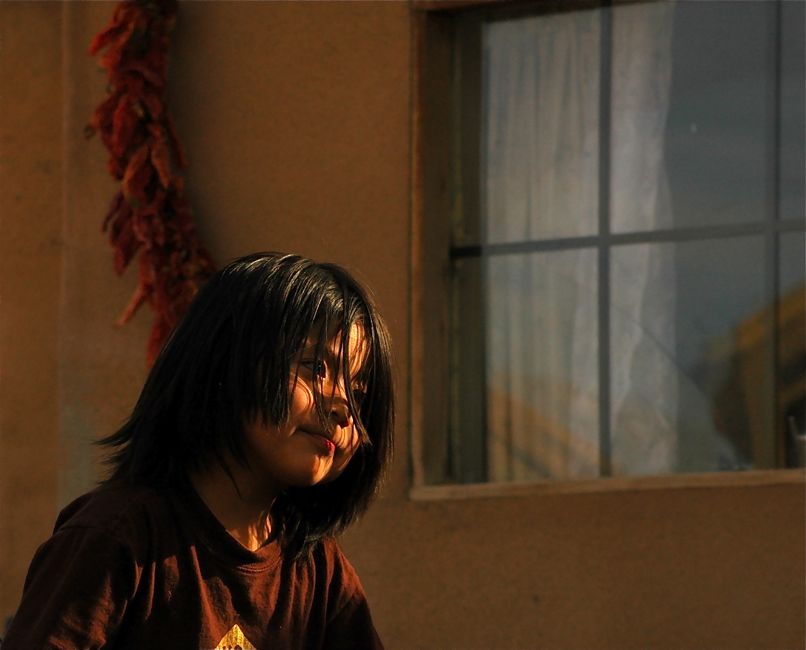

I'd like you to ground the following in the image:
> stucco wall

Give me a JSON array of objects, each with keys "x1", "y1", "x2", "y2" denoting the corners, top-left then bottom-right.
[
  {"x1": 1, "y1": 2, "x2": 804, "y2": 648},
  {"x1": 1, "y1": 1, "x2": 64, "y2": 632}
]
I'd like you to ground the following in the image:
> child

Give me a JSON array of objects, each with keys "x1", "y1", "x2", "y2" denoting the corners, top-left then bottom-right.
[{"x1": 3, "y1": 252, "x2": 394, "y2": 649}]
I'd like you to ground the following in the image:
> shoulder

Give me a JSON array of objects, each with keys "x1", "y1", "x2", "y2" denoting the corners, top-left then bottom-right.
[
  {"x1": 310, "y1": 538, "x2": 367, "y2": 609},
  {"x1": 312, "y1": 537, "x2": 358, "y2": 579},
  {"x1": 20, "y1": 484, "x2": 175, "y2": 601},
  {"x1": 3, "y1": 487, "x2": 160, "y2": 647},
  {"x1": 53, "y1": 483, "x2": 173, "y2": 547},
  {"x1": 310, "y1": 539, "x2": 384, "y2": 648},
  {"x1": 315, "y1": 536, "x2": 349, "y2": 561}
]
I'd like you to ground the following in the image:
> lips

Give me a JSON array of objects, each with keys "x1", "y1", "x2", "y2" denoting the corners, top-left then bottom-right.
[{"x1": 301, "y1": 429, "x2": 336, "y2": 455}]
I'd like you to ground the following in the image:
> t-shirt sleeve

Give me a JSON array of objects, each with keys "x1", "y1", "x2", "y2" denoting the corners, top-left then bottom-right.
[
  {"x1": 324, "y1": 545, "x2": 384, "y2": 650},
  {"x1": 2, "y1": 525, "x2": 138, "y2": 650}
]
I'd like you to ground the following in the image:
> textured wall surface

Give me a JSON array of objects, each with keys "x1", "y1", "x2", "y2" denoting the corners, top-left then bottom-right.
[
  {"x1": 1, "y1": 2, "x2": 803, "y2": 648},
  {"x1": 0, "y1": 1, "x2": 65, "y2": 630}
]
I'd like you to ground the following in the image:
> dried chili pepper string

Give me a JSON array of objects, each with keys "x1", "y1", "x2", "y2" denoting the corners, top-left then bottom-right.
[{"x1": 88, "y1": 0, "x2": 215, "y2": 365}]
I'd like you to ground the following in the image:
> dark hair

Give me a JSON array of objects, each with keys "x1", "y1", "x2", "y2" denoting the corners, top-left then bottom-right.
[{"x1": 98, "y1": 252, "x2": 395, "y2": 559}]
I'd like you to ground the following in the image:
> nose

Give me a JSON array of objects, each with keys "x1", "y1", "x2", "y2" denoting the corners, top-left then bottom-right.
[
  {"x1": 329, "y1": 399, "x2": 352, "y2": 428},
  {"x1": 324, "y1": 380, "x2": 353, "y2": 428}
]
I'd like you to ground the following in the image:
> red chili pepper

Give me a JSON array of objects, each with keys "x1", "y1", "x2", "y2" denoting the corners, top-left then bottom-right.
[{"x1": 88, "y1": 0, "x2": 214, "y2": 366}]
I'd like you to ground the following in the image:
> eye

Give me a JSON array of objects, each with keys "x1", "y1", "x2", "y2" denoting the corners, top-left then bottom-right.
[
  {"x1": 301, "y1": 359, "x2": 327, "y2": 379},
  {"x1": 351, "y1": 387, "x2": 367, "y2": 406}
]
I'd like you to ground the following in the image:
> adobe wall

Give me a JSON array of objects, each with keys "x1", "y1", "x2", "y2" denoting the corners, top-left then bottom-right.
[{"x1": 1, "y1": 3, "x2": 803, "y2": 648}]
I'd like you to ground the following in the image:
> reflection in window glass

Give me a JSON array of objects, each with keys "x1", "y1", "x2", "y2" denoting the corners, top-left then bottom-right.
[
  {"x1": 781, "y1": 1, "x2": 806, "y2": 221},
  {"x1": 781, "y1": 232, "x2": 806, "y2": 295},
  {"x1": 779, "y1": 232, "x2": 806, "y2": 467},
  {"x1": 610, "y1": 237, "x2": 768, "y2": 475},
  {"x1": 613, "y1": 1, "x2": 776, "y2": 232}
]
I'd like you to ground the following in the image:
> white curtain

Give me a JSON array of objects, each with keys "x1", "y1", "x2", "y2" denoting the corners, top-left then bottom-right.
[
  {"x1": 608, "y1": 2, "x2": 679, "y2": 475},
  {"x1": 482, "y1": 3, "x2": 680, "y2": 480}
]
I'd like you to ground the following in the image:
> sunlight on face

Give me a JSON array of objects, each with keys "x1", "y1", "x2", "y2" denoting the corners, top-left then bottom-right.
[{"x1": 244, "y1": 323, "x2": 369, "y2": 490}]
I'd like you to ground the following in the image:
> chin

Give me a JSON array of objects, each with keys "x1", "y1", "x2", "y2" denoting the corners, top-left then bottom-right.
[{"x1": 285, "y1": 466, "x2": 335, "y2": 488}]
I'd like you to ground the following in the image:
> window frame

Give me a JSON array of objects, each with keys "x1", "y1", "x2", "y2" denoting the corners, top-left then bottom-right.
[{"x1": 410, "y1": 0, "x2": 805, "y2": 496}]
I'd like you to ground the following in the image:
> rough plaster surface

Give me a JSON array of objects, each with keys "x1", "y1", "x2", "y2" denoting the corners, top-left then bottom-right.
[{"x1": 0, "y1": 1, "x2": 64, "y2": 625}]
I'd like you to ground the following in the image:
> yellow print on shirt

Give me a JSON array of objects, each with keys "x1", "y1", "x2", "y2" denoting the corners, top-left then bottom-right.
[{"x1": 213, "y1": 624, "x2": 257, "y2": 650}]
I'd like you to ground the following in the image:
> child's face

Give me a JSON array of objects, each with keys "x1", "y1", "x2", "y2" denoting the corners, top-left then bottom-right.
[{"x1": 243, "y1": 323, "x2": 368, "y2": 490}]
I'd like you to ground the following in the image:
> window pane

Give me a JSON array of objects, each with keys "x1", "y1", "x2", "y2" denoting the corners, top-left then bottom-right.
[
  {"x1": 472, "y1": 8, "x2": 601, "y2": 245},
  {"x1": 437, "y1": 2, "x2": 805, "y2": 485},
  {"x1": 610, "y1": 237, "x2": 769, "y2": 475},
  {"x1": 781, "y1": 0, "x2": 805, "y2": 221},
  {"x1": 779, "y1": 232, "x2": 806, "y2": 467},
  {"x1": 781, "y1": 231, "x2": 806, "y2": 296},
  {"x1": 452, "y1": 250, "x2": 599, "y2": 482},
  {"x1": 612, "y1": 1, "x2": 776, "y2": 232}
]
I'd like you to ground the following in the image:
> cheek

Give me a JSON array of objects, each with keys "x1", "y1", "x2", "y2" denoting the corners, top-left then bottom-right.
[
  {"x1": 329, "y1": 435, "x2": 362, "y2": 478},
  {"x1": 332, "y1": 424, "x2": 361, "y2": 460},
  {"x1": 288, "y1": 380, "x2": 315, "y2": 415}
]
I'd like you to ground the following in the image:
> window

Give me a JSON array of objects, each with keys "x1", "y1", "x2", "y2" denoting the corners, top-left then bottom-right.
[{"x1": 415, "y1": 0, "x2": 805, "y2": 486}]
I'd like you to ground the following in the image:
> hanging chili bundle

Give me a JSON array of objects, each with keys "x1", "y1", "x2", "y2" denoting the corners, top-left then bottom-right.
[{"x1": 87, "y1": 0, "x2": 215, "y2": 366}]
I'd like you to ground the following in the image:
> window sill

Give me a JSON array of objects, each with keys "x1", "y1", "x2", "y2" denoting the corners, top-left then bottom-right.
[{"x1": 409, "y1": 468, "x2": 806, "y2": 501}]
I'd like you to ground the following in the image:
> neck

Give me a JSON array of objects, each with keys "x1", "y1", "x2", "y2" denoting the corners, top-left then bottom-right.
[{"x1": 189, "y1": 460, "x2": 281, "y2": 552}]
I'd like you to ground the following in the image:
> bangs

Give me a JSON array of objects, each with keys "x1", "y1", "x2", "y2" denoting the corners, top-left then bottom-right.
[{"x1": 247, "y1": 259, "x2": 373, "y2": 431}]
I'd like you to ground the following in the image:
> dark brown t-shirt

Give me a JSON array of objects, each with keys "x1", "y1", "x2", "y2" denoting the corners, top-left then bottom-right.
[{"x1": 3, "y1": 483, "x2": 383, "y2": 649}]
